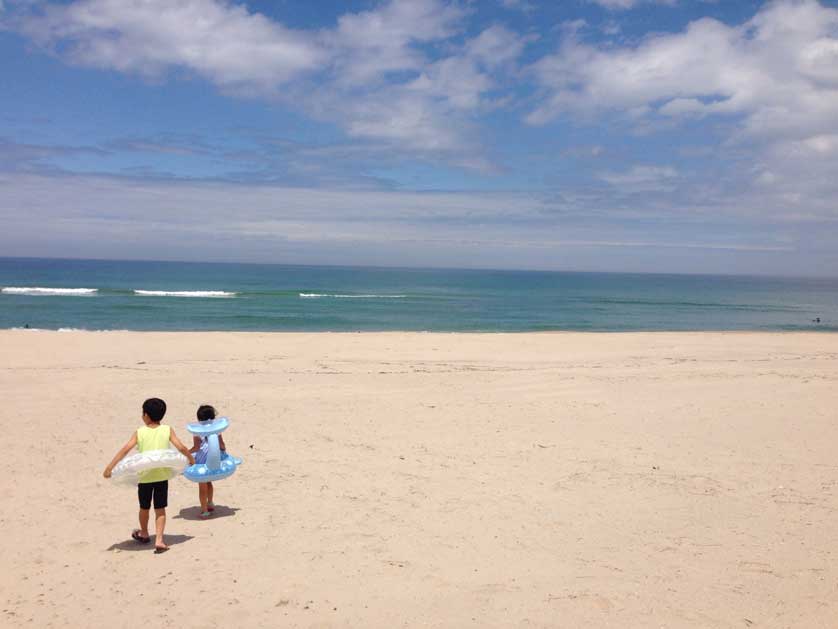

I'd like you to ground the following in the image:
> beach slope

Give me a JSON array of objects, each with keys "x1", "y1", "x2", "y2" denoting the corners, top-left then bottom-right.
[{"x1": 1, "y1": 331, "x2": 837, "y2": 628}]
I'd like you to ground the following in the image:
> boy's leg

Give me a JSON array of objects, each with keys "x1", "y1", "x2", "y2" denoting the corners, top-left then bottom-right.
[
  {"x1": 138, "y1": 509, "x2": 150, "y2": 538},
  {"x1": 199, "y1": 483, "x2": 209, "y2": 512},
  {"x1": 152, "y1": 480, "x2": 169, "y2": 551},
  {"x1": 154, "y1": 508, "x2": 166, "y2": 549},
  {"x1": 207, "y1": 482, "x2": 214, "y2": 508},
  {"x1": 136, "y1": 483, "x2": 153, "y2": 539}
]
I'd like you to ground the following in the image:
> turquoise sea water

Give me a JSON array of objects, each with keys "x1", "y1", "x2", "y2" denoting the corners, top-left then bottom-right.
[{"x1": 0, "y1": 257, "x2": 836, "y2": 332}]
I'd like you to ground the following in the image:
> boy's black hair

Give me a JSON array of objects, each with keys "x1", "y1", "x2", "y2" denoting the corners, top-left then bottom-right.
[
  {"x1": 197, "y1": 404, "x2": 216, "y2": 422},
  {"x1": 142, "y1": 398, "x2": 167, "y2": 422}
]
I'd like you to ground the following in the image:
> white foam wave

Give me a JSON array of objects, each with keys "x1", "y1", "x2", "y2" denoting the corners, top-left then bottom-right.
[
  {"x1": 8, "y1": 327, "x2": 123, "y2": 332},
  {"x1": 134, "y1": 290, "x2": 236, "y2": 298},
  {"x1": 2, "y1": 286, "x2": 98, "y2": 296},
  {"x1": 299, "y1": 293, "x2": 406, "y2": 299}
]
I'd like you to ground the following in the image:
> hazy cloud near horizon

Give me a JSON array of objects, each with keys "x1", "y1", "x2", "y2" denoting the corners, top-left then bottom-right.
[
  {"x1": 1, "y1": 0, "x2": 837, "y2": 275},
  {"x1": 3, "y1": 172, "x2": 831, "y2": 275}
]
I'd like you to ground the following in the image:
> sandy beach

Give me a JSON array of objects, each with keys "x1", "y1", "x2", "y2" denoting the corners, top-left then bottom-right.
[{"x1": 1, "y1": 330, "x2": 837, "y2": 628}]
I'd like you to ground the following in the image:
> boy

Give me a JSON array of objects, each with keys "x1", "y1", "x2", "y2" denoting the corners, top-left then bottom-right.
[{"x1": 103, "y1": 398, "x2": 194, "y2": 553}]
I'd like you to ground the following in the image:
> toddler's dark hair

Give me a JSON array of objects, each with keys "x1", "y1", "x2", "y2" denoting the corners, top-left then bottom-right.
[
  {"x1": 197, "y1": 405, "x2": 216, "y2": 422},
  {"x1": 142, "y1": 398, "x2": 167, "y2": 422}
]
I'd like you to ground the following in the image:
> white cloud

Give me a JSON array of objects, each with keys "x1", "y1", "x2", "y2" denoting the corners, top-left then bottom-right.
[
  {"x1": 465, "y1": 25, "x2": 528, "y2": 70},
  {"x1": 305, "y1": 22, "x2": 527, "y2": 163},
  {"x1": 599, "y1": 165, "x2": 678, "y2": 190},
  {"x1": 409, "y1": 57, "x2": 492, "y2": 111},
  {"x1": 590, "y1": 0, "x2": 637, "y2": 8},
  {"x1": 16, "y1": 0, "x2": 324, "y2": 90},
  {"x1": 328, "y1": 0, "x2": 464, "y2": 86},
  {"x1": 320, "y1": 18, "x2": 527, "y2": 160},
  {"x1": 13, "y1": 0, "x2": 467, "y2": 93},
  {"x1": 314, "y1": 3, "x2": 530, "y2": 163},
  {"x1": 748, "y1": 132, "x2": 838, "y2": 217},
  {"x1": 11, "y1": 0, "x2": 527, "y2": 169},
  {"x1": 601, "y1": 21, "x2": 621, "y2": 35},
  {"x1": 403, "y1": 25, "x2": 525, "y2": 113},
  {"x1": 657, "y1": 97, "x2": 710, "y2": 117},
  {"x1": 528, "y1": 0, "x2": 838, "y2": 224},
  {"x1": 499, "y1": 0, "x2": 535, "y2": 12},
  {"x1": 588, "y1": 0, "x2": 677, "y2": 10},
  {"x1": 337, "y1": 91, "x2": 477, "y2": 154},
  {"x1": 528, "y1": 0, "x2": 838, "y2": 147},
  {"x1": 802, "y1": 134, "x2": 838, "y2": 155}
]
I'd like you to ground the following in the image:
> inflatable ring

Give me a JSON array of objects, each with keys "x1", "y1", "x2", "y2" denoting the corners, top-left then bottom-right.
[
  {"x1": 186, "y1": 416, "x2": 229, "y2": 436},
  {"x1": 183, "y1": 416, "x2": 242, "y2": 483},
  {"x1": 111, "y1": 449, "x2": 189, "y2": 485},
  {"x1": 183, "y1": 451, "x2": 243, "y2": 482}
]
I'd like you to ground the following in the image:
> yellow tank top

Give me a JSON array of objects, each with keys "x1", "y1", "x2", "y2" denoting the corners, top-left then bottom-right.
[{"x1": 136, "y1": 425, "x2": 172, "y2": 484}]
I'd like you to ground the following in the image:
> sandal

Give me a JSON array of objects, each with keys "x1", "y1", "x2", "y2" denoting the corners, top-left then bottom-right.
[
  {"x1": 207, "y1": 502, "x2": 215, "y2": 512},
  {"x1": 154, "y1": 545, "x2": 169, "y2": 554},
  {"x1": 131, "y1": 530, "x2": 151, "y2": 544},
  {"x1": 200, "y1": 511, "x2": 212, "y2": 518}
]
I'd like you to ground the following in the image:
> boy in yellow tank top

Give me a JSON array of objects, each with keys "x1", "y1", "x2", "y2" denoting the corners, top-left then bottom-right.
[{"x1": 103, "y1": 398, "x2": 194, "y2": 553}]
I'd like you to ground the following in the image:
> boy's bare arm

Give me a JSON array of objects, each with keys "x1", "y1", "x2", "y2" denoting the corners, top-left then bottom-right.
[
  {"x1": 219, "y1": 434, "x2": 226, "y2": 451},
  {"x1": 103, "y1": 433, "x2": 138, "y2": 478},
  {"x1": 170, "y1": 428, "x2": 196, "y2": 465}
]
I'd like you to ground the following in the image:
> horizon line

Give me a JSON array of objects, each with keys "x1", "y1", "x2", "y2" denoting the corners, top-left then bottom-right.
[{"x1": 1, "y1": 255, "x2": 836, "y2": 282}]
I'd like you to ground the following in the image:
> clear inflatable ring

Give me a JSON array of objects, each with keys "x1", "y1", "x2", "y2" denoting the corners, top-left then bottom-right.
[{"x1": 110, "y1": 449, "x2": 189, "y2": 485}]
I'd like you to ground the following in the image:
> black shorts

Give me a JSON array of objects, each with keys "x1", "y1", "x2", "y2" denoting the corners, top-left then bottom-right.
[{"x1": 137, "y1": 480, "x2": 169, "y2": 510}]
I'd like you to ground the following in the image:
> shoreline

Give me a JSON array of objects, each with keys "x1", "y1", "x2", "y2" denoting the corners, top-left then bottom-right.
[{"x1": 4, "y1": 327, "x2": 838, "y2": 334}]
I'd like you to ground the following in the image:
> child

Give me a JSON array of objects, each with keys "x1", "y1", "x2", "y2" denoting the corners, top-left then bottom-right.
[
  {"x1": 103, "y1": 398, "x2": 194, "y2": 553},
  {"x1": 189, "y1": 404, "x2": 226, "y2": 518}
]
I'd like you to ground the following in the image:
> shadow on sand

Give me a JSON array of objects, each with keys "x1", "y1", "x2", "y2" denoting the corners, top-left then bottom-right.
[
  {"x1": 106, "y1": 533, "x2": 194, "y2": 552},
  {"x1": 174, "y1": 504, "x2": 240, "y2": 521}
]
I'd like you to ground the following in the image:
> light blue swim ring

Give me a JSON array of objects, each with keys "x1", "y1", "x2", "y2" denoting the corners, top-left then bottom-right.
[
  {"x1": 186, "y1": 416, "x2": 229, "y2": 436},
  {"x1": 183, "y1": 417, "x2": 242, "y2": 482}
]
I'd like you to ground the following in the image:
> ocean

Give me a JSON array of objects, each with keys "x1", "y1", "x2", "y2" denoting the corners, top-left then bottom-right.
[{"x1": 0, "y1": 257, "x2": 836, "y2": 332}]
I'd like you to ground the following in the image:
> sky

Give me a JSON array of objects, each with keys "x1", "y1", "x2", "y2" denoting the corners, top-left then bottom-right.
[{"x1": 1, "y1": 0, "x2": 838, "y2": 276}]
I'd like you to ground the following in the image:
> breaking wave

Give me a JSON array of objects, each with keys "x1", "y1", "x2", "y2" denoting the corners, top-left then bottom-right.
[
  {"x1": 1, "y1": 287, "x2": 98, "y2": 296},
  {"x1": 133, "y1": 290, "x2": 236, "y2": 298},
  {"x1": 299, "y1": 293, "x2": 406, "y2": 299}
]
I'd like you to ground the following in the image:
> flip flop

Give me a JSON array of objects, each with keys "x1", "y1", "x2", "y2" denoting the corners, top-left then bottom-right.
[
  {"x1": 154, "y1": 545, "x2": 169, "y2": 554},
  {"x1": 131, "y1": 530, "x2": 151, "y2": 544},
  {"x1": 200, "y1": 511, "x2": 212, "y2": 518},
  {"x1": 207, "y1": 502, "x2": 215, "y2": 512}
]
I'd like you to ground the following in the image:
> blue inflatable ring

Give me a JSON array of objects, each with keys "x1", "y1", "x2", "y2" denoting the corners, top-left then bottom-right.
[
  {"x1": 187, "y1": 416, "x2": 229, "y2": 436},
  {"x1": 183, "y1": 416, "x2": 242, "y2": 482}
]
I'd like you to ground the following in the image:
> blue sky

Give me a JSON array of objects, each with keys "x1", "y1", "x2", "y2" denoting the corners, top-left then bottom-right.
[{"x1": 1, "y1": 0, "x2": 837, "y2": 275}]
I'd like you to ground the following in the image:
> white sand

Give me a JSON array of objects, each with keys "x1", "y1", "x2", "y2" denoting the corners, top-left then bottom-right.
[{"x1": 1, "y1": 331, "x2": 837, "y2": 628}]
